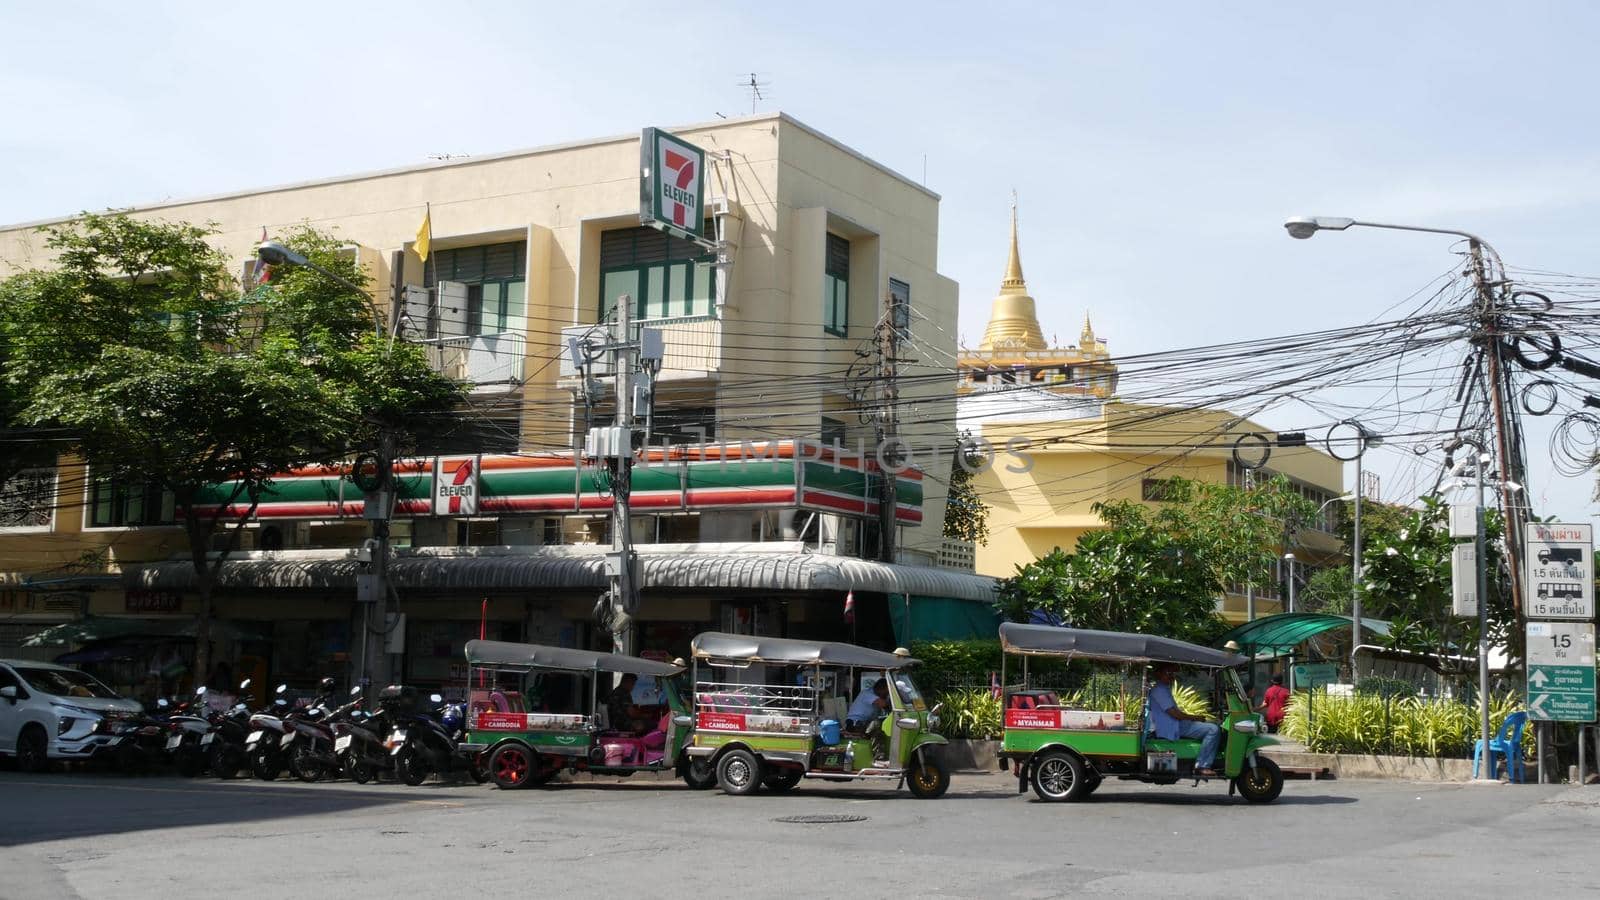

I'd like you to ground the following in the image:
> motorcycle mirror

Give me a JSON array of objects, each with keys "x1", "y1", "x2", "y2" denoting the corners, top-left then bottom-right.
[
  {"x1": 274, "y1": 698, "x2": 287, "y2": 706},
  {"x1": 240, "y1": 678, "x2": 252, "y2": 689},
  {"x1": 430, "y1": 693, "x2": 443, "y2": 703},
  {"x1": 350, "y1": 686, "x2": 362, "y2": 696},
  {"x1": 157, "y1": 698, "x2": 169, "y2": 708},
  {"x1": 275, "y1": 684, "x2": 287, "y2": 693},
  {"x1": 196, "y1": 686, "x2": 207, "y2": 695}
]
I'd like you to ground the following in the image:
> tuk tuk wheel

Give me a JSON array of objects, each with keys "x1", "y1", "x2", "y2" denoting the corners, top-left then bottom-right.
[
  {"x1": 489, "y1": 744, "x2": 535, "y2": 790},
  {"x1": 906, "y1": 752, "x2": 951, "y2": 799},
  {"x1": 762, "y1": 768, "x2": 803, "y2": 793},
  {"x1": 1234, "y1": 757, "x2": 1284, "y2": 804},
  {"x1": 1030, "y1": 750, "x2": 1089, "y2": 802},
  {"x1": 716, "y1": 749, "x2": 763, "y2": 796},
  {"x1": 470, "y1": 752, "x2": 490, "y2": 784},
  {"x1": 681, "y1": 757, "x2": 717, "y2": 790}
]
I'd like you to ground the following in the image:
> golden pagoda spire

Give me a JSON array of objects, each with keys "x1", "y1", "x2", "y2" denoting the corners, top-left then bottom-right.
[{"x1": 979, "y1": 194, "x2": 1047, "y2": 352}]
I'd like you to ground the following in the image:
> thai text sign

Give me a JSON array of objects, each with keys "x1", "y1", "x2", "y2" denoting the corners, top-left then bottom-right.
[{"x1": 1524, "y1": 522, "x2": 1593, "y2": 620}]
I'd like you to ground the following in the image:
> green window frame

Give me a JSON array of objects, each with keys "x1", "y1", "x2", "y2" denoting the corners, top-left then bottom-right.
[
  {"x1": 599, "y1": 226, "x2": 716, "y2": 322},
  {"x1": 426, "y1": 242, "x2": 527, "y2": 336},
  {"x1": 88, "y1": 476, "x2": 176, "y2": 528},
  {"x1": 824, "y1": 233, "x2": 849, "y2": 337}
]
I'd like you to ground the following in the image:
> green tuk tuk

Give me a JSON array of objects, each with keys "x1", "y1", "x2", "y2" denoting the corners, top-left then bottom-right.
[
  {"x1": 998, "y1": 623, "x2": 1285, "y2": 803},
  {"x1": 460, "y1": 639, "x2": 714, "y2": 790},
  {"x1": 686, "y1": 633, "x2": 951, "y2": 798}
]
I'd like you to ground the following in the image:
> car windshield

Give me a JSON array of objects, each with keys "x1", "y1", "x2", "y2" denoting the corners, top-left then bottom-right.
[
  {"x1": 892, "y1": 673, "x2": 927, "y2": 711},
  {"x1": 17, "y1": 666, "x2": 120, "y2": 699}
]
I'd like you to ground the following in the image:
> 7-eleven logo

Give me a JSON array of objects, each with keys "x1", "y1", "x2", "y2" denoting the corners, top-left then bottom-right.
[
  {"x1": 434, "y1": 457, "x2": 478, "y2": 515},
  {"x1": 655, "y1": 133, "x2": 702, "y2": 232}
]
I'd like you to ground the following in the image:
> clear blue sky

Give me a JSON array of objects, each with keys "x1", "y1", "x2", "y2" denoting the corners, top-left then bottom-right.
[{"x1": 4, "y1": 1, "x2": 1599, "y2": 526}]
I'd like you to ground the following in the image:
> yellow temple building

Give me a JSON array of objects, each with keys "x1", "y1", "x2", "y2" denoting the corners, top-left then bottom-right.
[{"x1": 956, "y1": 204, "x2": 1347, "y2": 623}]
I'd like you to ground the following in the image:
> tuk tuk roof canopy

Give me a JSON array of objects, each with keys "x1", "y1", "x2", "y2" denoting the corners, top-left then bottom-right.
[
  {"x1": 463, "y1": 640, "x2": 684, "y2": 677},
  {"x1": 999, "y1": 623, "x2": 1248, "y2": 668},
  {"x1": 1215, "y1": 613, "x2": 1392, "y2": 657},
  {"x1": 690, "y1": 632, "x2": 918, "y2": 669}
]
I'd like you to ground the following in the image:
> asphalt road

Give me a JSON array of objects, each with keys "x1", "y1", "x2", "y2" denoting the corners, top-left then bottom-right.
[{"x1": 1, "y1": 770, "x2": 1595, "y2": 899}]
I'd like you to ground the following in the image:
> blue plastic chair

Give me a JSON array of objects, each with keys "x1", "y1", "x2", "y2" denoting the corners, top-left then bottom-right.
[{"x1": 1472, "y1": 711, "x2": 1529, "y2": 782}]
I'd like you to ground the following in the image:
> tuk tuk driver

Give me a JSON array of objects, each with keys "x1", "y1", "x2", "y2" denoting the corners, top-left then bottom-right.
[
  {"x1": 1147, "y1": 664, "x2": 1221, "y2": 776},
  {"x1": 846, "y1": 676, "x2": 891, "y2": 764}
]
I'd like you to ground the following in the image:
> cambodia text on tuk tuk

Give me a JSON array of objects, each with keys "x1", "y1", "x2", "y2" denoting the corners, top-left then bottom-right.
[
  {"x1": 686, "y1": 633, "x2": 951, "y2": 798},
  {"x1": 459, "y1": 640, "x2": 713, "y2": 790},
  {"x1": 997, "y1": 623, "x2": 1285, "y2": 803}
]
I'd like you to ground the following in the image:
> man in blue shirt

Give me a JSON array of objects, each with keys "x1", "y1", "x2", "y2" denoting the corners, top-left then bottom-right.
[
  {"x1": 1146, "y1": 663, "x2": 1221, "y2": 776},
  {"x1": 846, "y1": 676, "x2": 891, "y2": 764}
]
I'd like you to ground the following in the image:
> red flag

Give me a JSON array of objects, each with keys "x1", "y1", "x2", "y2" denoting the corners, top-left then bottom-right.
[
  {"x1": 843, "y1": 589, "x2": 855, "y2": 624},
  {"x1": 990, "y1": 670, "x2": 1001, "y2": 701}
]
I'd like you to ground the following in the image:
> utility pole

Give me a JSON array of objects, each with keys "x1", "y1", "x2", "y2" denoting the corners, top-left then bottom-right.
[
  {"x1": 1468, "y1": 242, "x2": 1526, "y2": 615},
  {"x1": 877, "y1": 289, "x2": 905, "y2": 564},
  {"x1": 571, "y1": 297, "x2": 661, "y2": 658}
]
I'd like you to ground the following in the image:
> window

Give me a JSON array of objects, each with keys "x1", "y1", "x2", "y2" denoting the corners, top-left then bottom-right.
[
  {"x1": 1141, "y1": 478, "x2": 1180, "y2": 502},
  {"x1": 888, "y1": 277, "x2": 911, "y2": 340},
  {"x1": 599, "y1": 226, "x2": 715, "y2": 321},
  {"x1": 821, "y1": 416, "x2": 848, "y2": 446},
  {"x1": 89, "y1": 477, "x2": 176, "y2": 528},
  {"x1": 824, "y1": 233, "x2": 849, "y2": 336},
  {"x1": 0, "y1": 469, "x2": 55, "y2": 532},
  {"x1": 425, "y1": 242, "x2": 527, "y2": 336}
]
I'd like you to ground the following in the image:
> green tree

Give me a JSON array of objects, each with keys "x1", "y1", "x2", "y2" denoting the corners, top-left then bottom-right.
[
  {"x1": 942, "y1": 432, "x2": 989, "y2": 546},
  {"x1": 0, "y1": 213, "x2": 462, "y2": 680},
  {"x1": 995, "y1": 476, "x2": 1315, "y2": 645}
]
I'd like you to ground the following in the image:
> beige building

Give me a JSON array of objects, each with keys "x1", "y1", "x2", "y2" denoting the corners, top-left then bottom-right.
[
  {"x1": 956, "y1": 210, "x2": 1345, "y2": 623},
  {"x1": 0, "y1": 113, "x2": 996, "y2": 688}
]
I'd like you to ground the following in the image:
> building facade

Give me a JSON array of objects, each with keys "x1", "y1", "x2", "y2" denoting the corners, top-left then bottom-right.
[
  {"x1": 0, "y1": 113, "x2": 994, "y2": 692},
  {"x1": 955, "y1": 207, "x2": 1345, "y2": 623}
]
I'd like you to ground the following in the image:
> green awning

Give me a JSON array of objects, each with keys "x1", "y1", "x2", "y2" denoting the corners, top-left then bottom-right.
[{"x1": 1217, "y1": 613, "x2": 1391, "y2": 657}]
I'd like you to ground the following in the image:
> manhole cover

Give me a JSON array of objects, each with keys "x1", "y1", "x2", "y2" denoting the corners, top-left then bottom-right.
[{"x1": 773, "y1": 814, "x2": 869, "y2": 825}]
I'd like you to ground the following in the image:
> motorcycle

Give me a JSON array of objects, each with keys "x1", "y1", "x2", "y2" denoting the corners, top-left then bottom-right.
[
  {"x1": 164, "y1": 690, "x2": 215, "y2": 777},
  {"x1": 284, "y1": 685, "x2": 360, "y2": 783},
  {"x1": 245, "y1": 684, "x2": 295, "y2": 780},
  {"x1": 207, "y1": 679, "x2": 256, "y2": 779},
  {"x1": 333, "y1": 689, "x2": 389, "y2": 784},
  {"x1": 382, "y1": 686, "x2": 484, "y2": 786}
]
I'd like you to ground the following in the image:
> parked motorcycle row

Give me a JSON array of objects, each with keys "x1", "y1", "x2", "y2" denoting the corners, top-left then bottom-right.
[{"x1": 107, "y1": 679, "x2": 486, "y2": 786}]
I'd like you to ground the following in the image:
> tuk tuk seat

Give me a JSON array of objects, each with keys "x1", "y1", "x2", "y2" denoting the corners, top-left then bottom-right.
[
  {"x1": 1006, "y1": 690, "x2": 1059, "y2": 710},
  {"x1": 1143, "y1": 738, "x2": 1204, "y2": 759}
]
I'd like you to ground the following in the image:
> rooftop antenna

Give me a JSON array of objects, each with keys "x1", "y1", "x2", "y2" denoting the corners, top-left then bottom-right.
[{"x1": 740, "y1": 72, "x2": 770, "y2": 114}]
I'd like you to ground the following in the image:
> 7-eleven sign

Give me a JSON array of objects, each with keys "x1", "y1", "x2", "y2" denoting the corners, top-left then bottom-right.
[
  {"x1": 640, "y1": 127, "x2": 706, "y2": 241},
  {"x1": 433, "y1": 456, "x2": 479, "y2": 516}
]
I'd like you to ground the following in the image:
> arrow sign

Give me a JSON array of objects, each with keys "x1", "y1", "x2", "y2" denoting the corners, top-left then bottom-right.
[
  {"x1": 1530, "y1": 669, "x2": 1550, "y2": 688},
  {"x1": 1531, "y1": 694, "x2": 1550, "y2": 713}
]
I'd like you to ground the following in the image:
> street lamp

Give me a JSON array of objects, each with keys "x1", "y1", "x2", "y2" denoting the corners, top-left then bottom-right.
[
  {"x1": 256, "y1": 239, "x2": 394, "y2": 698},
  {"x1": 256, "y1": 241, "x2": 382, "y2": 338},
  {"x1": 1281, "y1": 217, "x2": 1504, "y2": 274}
]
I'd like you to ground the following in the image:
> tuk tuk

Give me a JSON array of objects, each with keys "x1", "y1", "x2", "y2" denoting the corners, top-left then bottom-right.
[
  {"x1": 459, "y1": 639, "x2": 713, "y2": 790},
  {"x1": 686, "y1": 632, "x2": 950, "y2": 798},
  {"x1": 997, "y1": 623, "x2": 1284, "y2": 803}
]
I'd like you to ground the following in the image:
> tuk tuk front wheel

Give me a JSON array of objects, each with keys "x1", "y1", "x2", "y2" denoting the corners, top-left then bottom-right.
[
  {"x1": 906, "y1": 752, "x2": 950, "y2": 799},
  {"x1": 1031, "y1": 750, "x2": 1089, "y2": 802},
  {"x1": 681, "y1": 757, "x2": 717, "y2": 790},
  {"x1": 716, "y1": 749, "x2": 762, "y2": 796},
  {"x1": 1234, "y1": 756, "x2": 1284, "y2": 804}
]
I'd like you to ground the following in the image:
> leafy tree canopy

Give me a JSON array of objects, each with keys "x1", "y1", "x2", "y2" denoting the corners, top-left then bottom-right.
[{"x1": 995, "y1": 475, "x2": 1316, "y2": 645}]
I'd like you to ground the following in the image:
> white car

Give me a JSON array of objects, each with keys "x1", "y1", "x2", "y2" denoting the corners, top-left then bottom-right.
[{"x1": 0, "y1": 658, "x2": 142, "y2": 772}]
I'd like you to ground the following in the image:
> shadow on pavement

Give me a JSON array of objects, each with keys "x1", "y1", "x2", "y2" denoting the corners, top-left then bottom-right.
[
  {"x1": 1046, "y1": 790, "x2": 1358, "y2": 806},
  {"x1": 0, "y1": 772, "x2": 425, "y2": 847}
]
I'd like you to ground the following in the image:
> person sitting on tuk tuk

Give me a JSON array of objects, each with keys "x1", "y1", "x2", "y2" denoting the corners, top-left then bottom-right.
[
  {"x1": 846, "y1": 676, "x2": 891, "y2": 764},
  {"x1": 606, "y1": 673, "x2": 651, "y2": 735},
  {"x1": 1147, "y1": 664, "x2": 1221, "y2": 776}
]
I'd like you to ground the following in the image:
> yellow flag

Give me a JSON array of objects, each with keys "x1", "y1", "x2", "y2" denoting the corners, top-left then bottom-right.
[{"x1": 415, "y1": 204, "x2": 432, "y2": 262}]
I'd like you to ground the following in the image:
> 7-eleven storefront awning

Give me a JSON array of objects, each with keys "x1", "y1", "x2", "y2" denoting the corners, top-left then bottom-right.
[{"x1": 195, "y1": 440, "x2": 921, "y2": 524}]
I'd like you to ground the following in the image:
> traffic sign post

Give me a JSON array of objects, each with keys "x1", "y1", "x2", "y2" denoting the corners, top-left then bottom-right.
[
  {"x1": 1526, "y1": 621, "x2": 1596, "y2": 723},
  {"x1": 1524, "y1": 523, "x2": 1594, "y2": 620}
]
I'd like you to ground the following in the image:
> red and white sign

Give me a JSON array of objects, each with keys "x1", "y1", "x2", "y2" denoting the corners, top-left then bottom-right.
[
  {"x1": 475, "y1": 711, "x2": 527, "y2": 731},
  {"x1": 697, "y1": 711, "x2": 747, "y2": 732},
  {"x1": 434, "y1": 456, "x2": 478, "y2": 516},
  {"x1": 1005, "y1": 708, "x2": 1061, "y2": 730},
  {"x1": 640, "y1": 128, "x2": 706, "y2": 241}
]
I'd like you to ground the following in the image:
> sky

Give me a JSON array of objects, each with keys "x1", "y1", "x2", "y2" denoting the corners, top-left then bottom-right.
[{"x1": 4, "y1": 1, "x2": 1600, "y2": 530}]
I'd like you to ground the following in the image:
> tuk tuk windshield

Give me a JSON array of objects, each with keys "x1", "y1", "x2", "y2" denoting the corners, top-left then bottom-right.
[{"x1": 891, "y1": 672, "x2": 927, "y2": 711}]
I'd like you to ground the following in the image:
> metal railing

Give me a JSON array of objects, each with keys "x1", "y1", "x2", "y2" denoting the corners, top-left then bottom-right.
[
  {"x1": 559, "y1": 316, "x2": 721, "y2": 380},
  {"x1": 417, "y1": 332, "x2": 525, "y2": 390}
]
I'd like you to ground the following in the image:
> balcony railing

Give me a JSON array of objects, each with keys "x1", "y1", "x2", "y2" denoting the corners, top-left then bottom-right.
[
  {"x1": 418, "y1": 332, "x2": 525, "y2": 392},
  {"x1": 559, "y1": 316, "x2": 720, "y2": 381}
]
